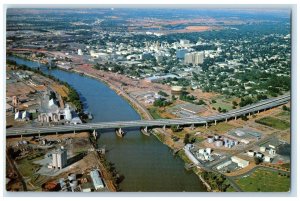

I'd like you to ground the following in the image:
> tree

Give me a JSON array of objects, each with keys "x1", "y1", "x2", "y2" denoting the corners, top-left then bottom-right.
[
  {"x1": 282, "y1": 105, "x2": 290, "y2": 111},
  {"x1": 184, "y1": 134, "x2": 190, "y2": 145},
  {"x1": 170, "y1": 125, "x2": 182, "y2": 132},
  {"x1": 254, "y1": 157, "x2": 262, "y2": 165},
  {"x1": 232, "y1": 100, "x2": 238, "y2": 106},
  {"x1": 172, "y1": 95, "x2": 177, "y2": 101},
  {"x1": 158, "y1": 90, "x2": 169, "y2": 97},
  {"x1": 241, "y1": 115, "x2": 249, "y2": 121}
]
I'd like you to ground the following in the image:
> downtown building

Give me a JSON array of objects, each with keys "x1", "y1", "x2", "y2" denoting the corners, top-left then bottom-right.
[{"x1": 184, "y1": 51, "x2": 205, "y2": 66}]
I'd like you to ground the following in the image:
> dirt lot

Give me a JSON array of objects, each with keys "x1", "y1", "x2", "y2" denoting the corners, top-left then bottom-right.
[{"x1": 6, "y1": 81, "x2": 36, "y2": 97}]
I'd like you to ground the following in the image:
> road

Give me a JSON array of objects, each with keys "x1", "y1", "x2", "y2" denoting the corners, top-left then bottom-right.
[{"x1": 6, "y1": 94, "x2": 290, "y2": 136}]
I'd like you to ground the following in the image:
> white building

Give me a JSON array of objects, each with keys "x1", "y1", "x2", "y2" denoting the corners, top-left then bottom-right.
[
  {"x1": 231, "y1": 156, "x2": 249, "y2": 168},
  {"x1": 78, "y1": 49, "x2": 83, "y2": 56},
  {"x1": 241, "y1": 139, "x2": 250, "y2": 144},
  {"x1": 51, "y1": 147, "x2": 67, "y2": 169},
  {"x1": 217, "y1": 160, "x2": 232, "y2": 170},
  {"x1": 180, "y1": 39, "x2": 190, "y2": 46},
  {"x1": 264, "y1": 156, "x2": 273, "y2": 163},
  {"x1": 260, "y1": 146, "x2": 266, "y2": 152},
  {"x1": 269, "y1": 149, "x2": 276, "y2": 156},
  {"x1": 247, "y1": 150, "x2": 255, "y2": 157},
  {"x1": 14, "y1": 111, "x2": 30, "y2": 121},
  {"x1": 184, "y1": 51, "x2": 204, "y2": 65},
  {"x1": 90, "y1": 170, "x2": 104, "y2": 190}
]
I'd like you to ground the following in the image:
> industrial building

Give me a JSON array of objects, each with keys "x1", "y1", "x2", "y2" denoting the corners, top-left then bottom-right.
[
  {"x1": 90, "y1": 170, "x2": 104, "y2": 190},
  {"x1": 231, "y1": 156, "x2": 249, "y2": 168},
  {"x1": 14, "y1": 110, "x2": 30, "y2": 121},
  {"x1": 196, "y1": 148, "x2": 214, "y2": 162},
  {"x1": 183, "y1": 144, "x2": 200, "y2": 166},
  {"x1": 51, "y1": 147, "x2": 68, "y2": 169},
  {"x1": 216, "y1": 160, "x2": 232, "y2": 170}
]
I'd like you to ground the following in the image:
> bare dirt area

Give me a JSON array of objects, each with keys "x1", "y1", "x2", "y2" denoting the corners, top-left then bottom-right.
[{"x1": 6, "y1": 81, "x2": 36, "y2": 97}]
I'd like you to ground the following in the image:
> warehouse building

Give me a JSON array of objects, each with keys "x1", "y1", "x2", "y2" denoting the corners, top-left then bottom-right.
[{"x1": 231, "y1": 156, "x2": 249, "y2": 168}]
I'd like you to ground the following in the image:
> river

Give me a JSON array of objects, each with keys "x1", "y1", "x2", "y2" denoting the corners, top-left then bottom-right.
[{"x1": 8, "y1": 56, "x2": 206, "y2": 192}]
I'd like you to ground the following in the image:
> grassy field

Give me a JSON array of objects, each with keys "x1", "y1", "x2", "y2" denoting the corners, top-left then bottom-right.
[
  {"x1": 148, "y1": 107, "x2": 162, "y2": 119},
  {"x1": 234, "y1": 169, "x2": 290, "y2": 192},
  {"x1": 177, "y1": 150, "x2": 192, "y2": 164},
  {"x1": 255, "y1": 117, "x2": 290, "y2": 130},
  {"x1": 208, "y1": 122, "x2": 236, "y2": 134},
  {"x1": 275, "y1": 111, "x2": 290, "y2": 121},
  {"x1": 51, "y1": 83, "x2": 69, "y2": 98},
  {"x1": 17, "y1": 158, "x2": 41, "y2": 177},
  {"x1": 211, "y1": 102, "x2": 233, "y2": 111}
]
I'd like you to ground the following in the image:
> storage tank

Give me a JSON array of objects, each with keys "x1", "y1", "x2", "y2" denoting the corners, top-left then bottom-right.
[
  {"x1": 207, "y1": 137, "x2": 214, "y2": 143},
  {"x1": 171, "y1": 86, "x2": 183, "y2": 95},
  {"x1": 206, "y1": 148, "x2": 212, "y2": 154},
  {"x1": 215, "y1": 140, "x2": 223, "y2": 147},
  {"x1": 68, "y1": 173, "x2": 76, "y2": 181},
  {"x1": 234, "y1": 140, "x2": 239, "y2": 145},
  {"x1": 59, "y1": 178, "x2": 66, "y2": 189},
  {"x1": 70, "y1": 180, "x2": 78, "y2": 188},
  {"x1": 247, "y1": 150, "x2": 254, "y2": 157},
  {"x1": 214, "y1": 135, "x2": 219, "y2": 140},
  {"x1": 198, "y1": 149, "x2": 205, "y2": 154}
]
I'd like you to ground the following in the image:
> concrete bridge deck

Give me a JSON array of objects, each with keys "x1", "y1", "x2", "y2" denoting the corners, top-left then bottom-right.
[{"x1": 6, "y1": 94, "x2": 290, "y2": 137}]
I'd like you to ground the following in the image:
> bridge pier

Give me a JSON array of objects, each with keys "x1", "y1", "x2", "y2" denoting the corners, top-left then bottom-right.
[
  {"x1": 141, "y1": 127, "x2": 150, "y2": 136},
  {"x1": 163, "y1": 125, "x2": 166, "y2": 130},
  {"x1": 225, "y1": 118, "x2": 228, "y2": 122},
  {"x1": 38, "y1": 132, "x2": 40, "y2": 138},
  {"x1": 73, "y1": 130, "x2": 76, "y2": 135},
  {"x1": 205, "y1": 122, "x2": 208, "y2": 129},
  {"x1": 257, "y1": 110, "x2": 260, "y2": 114},
  {"x1": 214, "y1": 120, "x2": 217, "y2": 125},
  {"x1": 248, "y1": 113, "x2": 251, "y2": 117},
  {"x1": 190, "y1": 124, "x2": 195, "y2": 130},
  {"x1": 235, "y1": 116, "x2": 237, "y2": 120},
  {"x1": 93, "y1": 129, "x2": 98, "y2": 140}
]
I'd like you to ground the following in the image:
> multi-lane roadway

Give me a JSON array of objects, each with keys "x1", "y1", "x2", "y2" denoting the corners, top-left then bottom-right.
[{"x1": 6, "y1": 94, "x2": 290, "y2": 137}]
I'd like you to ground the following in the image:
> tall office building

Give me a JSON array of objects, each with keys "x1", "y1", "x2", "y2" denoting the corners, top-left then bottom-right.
[{"x1": 184, "y1": 51, "x2": 204, "y2": 65}]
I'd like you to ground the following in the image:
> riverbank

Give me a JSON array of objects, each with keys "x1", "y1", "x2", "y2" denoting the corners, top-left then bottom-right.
[
  {"x1": 72, "y1": 68, "x2": 152, "y2": 120},
  {"x1": 7, "y1": 57, "x2": 84, "y2": 114}
]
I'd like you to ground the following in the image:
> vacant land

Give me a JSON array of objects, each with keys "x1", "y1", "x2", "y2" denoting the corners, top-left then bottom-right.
[
  {"x1": 255, "y1": 117, "x2": 290, "y2": 130},
  {"x1": 148, "y1": 107, "x2": 162, "y2": 119},
  {"x1": 208, "y1": 122, "x2": 236, "y2": 134},
  {"x1": 275, "y1": 111, "x2": 290, "y2": 121},
  {"x1": 234, "y1": 168, "x2": 290, "y2": 192}
]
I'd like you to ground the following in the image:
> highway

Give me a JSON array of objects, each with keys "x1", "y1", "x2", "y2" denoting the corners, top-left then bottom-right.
[{"x1": 6, "y1": 94, "x2": 290, "y2": 137}]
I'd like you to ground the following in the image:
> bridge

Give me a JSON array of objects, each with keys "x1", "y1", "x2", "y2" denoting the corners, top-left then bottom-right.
[{"x1": 6, "y1": 94, "x2": 290, "y2": 137}]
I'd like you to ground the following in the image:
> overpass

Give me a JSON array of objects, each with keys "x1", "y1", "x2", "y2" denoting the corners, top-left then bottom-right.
[{"x1": 6, "y1": 94, "x2": 290, "y2": 137}]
